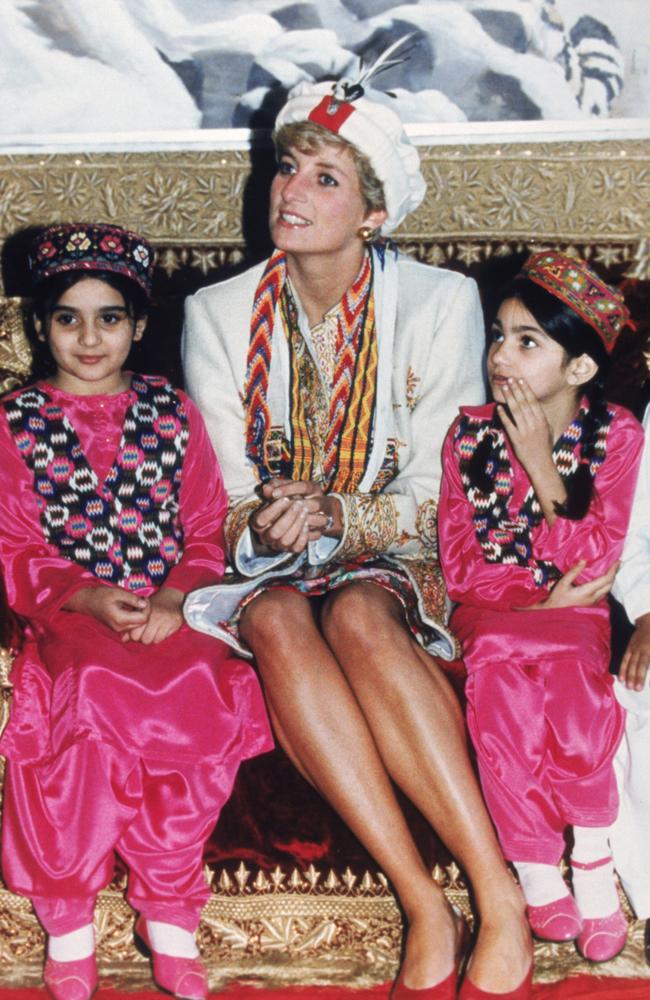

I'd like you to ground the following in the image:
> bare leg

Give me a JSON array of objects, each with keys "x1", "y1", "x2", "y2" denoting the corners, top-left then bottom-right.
[
  {"x1": 240, "y1": 589, "x2": 461, "y2": 988},
  {"x1": 321, "y1": 583, "x2": 532, "y2": 992}
]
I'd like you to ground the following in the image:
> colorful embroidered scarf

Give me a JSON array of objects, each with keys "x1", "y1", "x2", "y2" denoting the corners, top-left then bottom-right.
[
  {"x1": 455, "y1": 402, "x2": 614, "y2": 586},
  {"x1": 244, "y1": 249, "x2": 378, "y2": 492}
]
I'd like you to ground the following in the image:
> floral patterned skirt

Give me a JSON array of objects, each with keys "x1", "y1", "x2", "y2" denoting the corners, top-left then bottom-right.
[{"x1": 222, "y1": 554, "x2": 441, "y2": 651}]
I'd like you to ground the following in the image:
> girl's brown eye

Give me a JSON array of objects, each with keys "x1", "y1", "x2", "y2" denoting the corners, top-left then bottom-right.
[{"x1": 54, "y1": 312, "x2": 76, "y2": 325}]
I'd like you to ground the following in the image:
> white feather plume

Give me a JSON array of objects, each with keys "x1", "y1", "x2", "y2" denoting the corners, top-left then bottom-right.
[{"x1": 332, "y1": 33, "x2": 416, "y2": 103}]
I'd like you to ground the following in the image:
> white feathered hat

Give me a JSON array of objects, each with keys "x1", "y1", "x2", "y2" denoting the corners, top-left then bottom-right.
[{"x1": 274, "y1": 38, "x2": 426, "y2": 235}]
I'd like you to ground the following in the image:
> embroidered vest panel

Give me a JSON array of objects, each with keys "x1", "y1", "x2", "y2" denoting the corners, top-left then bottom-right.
[
  {"x1": 4, "y1": 375, "x2": 189, "y2": 592},
  {"x1": 455, "y1": 406, "x2": 613, "y2": 587}
]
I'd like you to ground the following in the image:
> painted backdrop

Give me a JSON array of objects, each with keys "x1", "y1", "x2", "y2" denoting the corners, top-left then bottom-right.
[{"x1": 0, "y1": 0, "x2": 647, "y2": 138}]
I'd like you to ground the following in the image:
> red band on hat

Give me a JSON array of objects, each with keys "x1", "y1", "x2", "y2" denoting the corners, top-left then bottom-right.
[{"x1": 308, "y1": 95, "x2": 354, "y2": 134}]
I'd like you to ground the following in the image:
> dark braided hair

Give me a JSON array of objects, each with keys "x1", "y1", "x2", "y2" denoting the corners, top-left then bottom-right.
[{"x1": 472, "y1": 277, "x2": 611, "y2": 520}]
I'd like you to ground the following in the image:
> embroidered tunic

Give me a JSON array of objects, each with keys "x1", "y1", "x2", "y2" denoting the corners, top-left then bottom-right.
[
  {"x1": 181, "y1": 247, "x2": 486, "y2": 658},
  {"x1": 0, "y1": 378, "x2": 273, "y2": 929},
  {"x1": 438, "y1": 401, "x2": 644, "y2": 863}
]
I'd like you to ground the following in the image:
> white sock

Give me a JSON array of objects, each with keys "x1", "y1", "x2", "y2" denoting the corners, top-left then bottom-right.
[
  {"x1": 513, "y1": 861, "x2": 569, "y2": 907},
  {"x1": 147, "y1": 920, "x2": 199, "y2": 959},
  {"x1": 571, "y1": 825, "x2": 619, "y2": 919},
  {"x1": 48, "y1": 924, "x2": 95, "y2": 962}
]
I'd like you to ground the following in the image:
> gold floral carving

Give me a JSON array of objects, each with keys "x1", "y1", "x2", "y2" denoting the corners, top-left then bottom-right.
[
  {"x1": 0, "y1": 870, "x2": 648, "y2": 990},
  {"x1": 0, "y1": 298, "x2": 31, "y2": 393},
  {"x1": 0, "y1": 140, "x2": 649, "y2": 287}
]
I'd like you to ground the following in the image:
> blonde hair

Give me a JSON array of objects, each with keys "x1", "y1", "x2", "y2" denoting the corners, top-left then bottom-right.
[{"x1": 273, "y1": 120, "x2": 386, "y2": 215}]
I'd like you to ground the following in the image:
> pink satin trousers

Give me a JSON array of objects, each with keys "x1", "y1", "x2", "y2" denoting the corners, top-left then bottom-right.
[
  {"x1": 3, "y1": 741, "x2": 239, "y2": 934},
  {"x1": 452, "y1": 605, "x2": 625, "y2": 864}
]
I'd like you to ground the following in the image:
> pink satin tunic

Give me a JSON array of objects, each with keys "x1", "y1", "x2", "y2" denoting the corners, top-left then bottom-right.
[
  {"x1": 439, "y1": 402, "x2": 644, "y2": 863},
  {"x1": 0, "y1": 379, "x2": 273, "y2": 931}
]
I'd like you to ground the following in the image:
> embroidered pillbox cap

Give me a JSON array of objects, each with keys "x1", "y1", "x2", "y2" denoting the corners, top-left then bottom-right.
[
  {"x1": 521, "y1": 250, "x2": 631, "y2": 354},
  {"x1": 30, "y1": 222, "x2": 154, "y2": 297},
  {"x1": 275, "y1": 77, "x2": 426, "y2": 235}
]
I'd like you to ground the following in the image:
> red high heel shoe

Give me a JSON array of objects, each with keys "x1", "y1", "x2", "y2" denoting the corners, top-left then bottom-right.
[
  {"x1": 458, "y1": 961, "x2": 533, "y2": 1000},
  {"x1": 43, "y1": 954, "x2": 98, "y2": 1000},
  {"x1": 390, "y1": 909, "x2": 468, "y2": 1000},
  {"x1": 134, "y1": 917, "x2": 208, "y2": 1000}
]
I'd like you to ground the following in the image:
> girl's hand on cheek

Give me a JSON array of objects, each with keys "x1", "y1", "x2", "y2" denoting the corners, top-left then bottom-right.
[
  {"x1": 497, "y1": 378, "x2": 553, "y2": 474},
  {"x1": 498, "y1": 378, "x2": 569, "y2": 526}
]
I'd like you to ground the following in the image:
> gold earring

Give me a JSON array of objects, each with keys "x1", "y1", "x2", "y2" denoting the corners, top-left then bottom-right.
[{"x1": 358, "y1": 225, "x2": 374, "y2": 242}]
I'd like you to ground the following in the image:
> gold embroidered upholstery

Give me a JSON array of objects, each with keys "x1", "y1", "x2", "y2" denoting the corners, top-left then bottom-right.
[
  {"x1": 406, "y1": 559, "x2": 451, "y2": 644},
  {"x1": 0, "y1": 137, "x2": 649, "y2": 986},
  {"x1": 0, "y1": 298, "x2": 31, "y2": 395}
]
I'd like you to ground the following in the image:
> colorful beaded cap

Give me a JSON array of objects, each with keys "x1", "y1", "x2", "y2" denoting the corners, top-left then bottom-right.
[
  {"x1": 521, "y1": 250, "x2": 630, "y2": 354},
  {"x1": 30, "y1": 223, "x2": 154, "y2": 296}
]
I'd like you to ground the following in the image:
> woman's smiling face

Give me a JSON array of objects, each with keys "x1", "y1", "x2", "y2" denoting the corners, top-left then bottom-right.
[{"x1": 269, "y1": 142, "x2": 385, "y2": 260}]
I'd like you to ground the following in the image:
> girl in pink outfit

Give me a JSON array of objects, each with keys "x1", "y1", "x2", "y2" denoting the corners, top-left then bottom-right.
[
  {"x1": 0, "y1": 223, "x2": 272, "y2": 1000},
  {"x1": 439, "y1": 251, "x2": 644, "y2": 965}
]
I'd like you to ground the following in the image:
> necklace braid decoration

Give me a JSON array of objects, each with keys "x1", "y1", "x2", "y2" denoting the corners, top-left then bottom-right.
[
  {"x1": 455, "y1": 403, "x2": 614, "y2": 587},
  {"x1": 244, "y1": 250, "x2": 288, "y2": 480},
  {"x1": 244, "y1": 249, "x2": 377, "y2": 492}
]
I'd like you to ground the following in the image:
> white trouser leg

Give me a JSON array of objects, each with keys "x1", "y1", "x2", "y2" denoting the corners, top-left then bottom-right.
[{"x1": 611, "y1": 679, "x2": 650, "y2": 919}]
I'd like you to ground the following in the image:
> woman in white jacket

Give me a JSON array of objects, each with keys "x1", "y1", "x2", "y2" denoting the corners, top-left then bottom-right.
[{"x1": 182, "y1": 63, "x2": 532, "y2": 999}]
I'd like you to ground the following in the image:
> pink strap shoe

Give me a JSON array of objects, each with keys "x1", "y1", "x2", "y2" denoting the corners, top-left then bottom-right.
[
  {"x1": 134, "y1": 917, "x2": 208, "y2": 1000},
  {"x1": 577, "y1": 906, "x2": 628, "y2": 963},
  {"x1": 43, "y1": 954, "x2": 98, "y2": 1000},
  {"x1": 526, "y1": 893, "x2": 582, "y2": 941}
]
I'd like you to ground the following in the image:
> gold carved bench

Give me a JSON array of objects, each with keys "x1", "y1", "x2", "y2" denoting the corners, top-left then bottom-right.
[{"x1": 1, "y1": 135, "x2": 650, "y2": 990}]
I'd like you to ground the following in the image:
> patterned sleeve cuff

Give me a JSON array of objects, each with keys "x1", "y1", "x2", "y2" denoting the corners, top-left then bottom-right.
[
  {"x1": 336, "y1": 493, "x2": 399, "y2": 561},
  {"x1": 224, "y1": 499, "x2": 262, "y2": 564}
]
